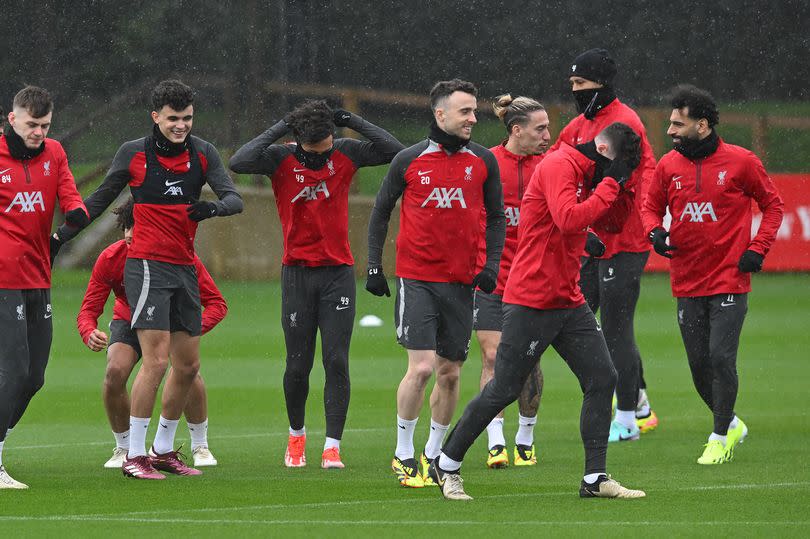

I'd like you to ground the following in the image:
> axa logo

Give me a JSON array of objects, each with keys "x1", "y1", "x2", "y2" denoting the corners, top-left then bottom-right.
[
  {"x1": 291, "y1": 181, "x2": 330, "y2": 203},
  {"x1": 421, "y1": 187, "x2": 467, "y2": 209},
  {"x1": 43, "y1": 161, "x2": 51, "y2": 176},
  {"x1": 164, "y1": 186, "x2": 184, "y2": 196},
  {"x1": 5, "y1": 191, "x2": 45, "y2": 213},
  {"x1": 505, "y1": 206, "x2": 520, "y2": 227},
  {"x1": 679, "y1": 201, "x2": 717, "y2": 222}
]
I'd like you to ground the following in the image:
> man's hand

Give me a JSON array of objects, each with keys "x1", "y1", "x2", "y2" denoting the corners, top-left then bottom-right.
[
  {"x1": 333, "y1": 109, "x2": 353, "y2": 127},
  {"x1": 649, "y1": 227, "x2": 676, "y2": 258},
  {"x1": 585, "y1": 231, "x2": 606, "y2": 257},
  {"x1": 65, "y1": 207, "x2": 90, "y2": 229},
  {"x1": 365, "y1": 266, "x2": 390, "y2": 297},
  {"x1": 49, "y1": 233, "x2": 63, "y2": 268},
  {"x1": 187, "y1": 201, "x2": 218, "y2": 222},
  {"x1": 471, "y1": 267, "x2": 498, "y2": 294},
  {"x1": 86, "y1": 329, "x2": 109, "y2": 352},
  {"x1": 603, "y1": 159, "x2": 633, "y2": 187},
  {"x1": 738, "y1": 250, "x2": 764, "y2": 273}
]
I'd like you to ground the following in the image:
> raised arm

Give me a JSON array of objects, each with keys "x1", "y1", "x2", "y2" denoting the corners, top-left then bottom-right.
[{"x1": 229, "y1": 120, "x2": 293, "y2": 176}]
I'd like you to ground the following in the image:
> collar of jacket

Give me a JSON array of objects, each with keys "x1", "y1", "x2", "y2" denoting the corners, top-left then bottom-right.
[{"x1": 3, "y1": 124, "x2": 46, "y2": 160}]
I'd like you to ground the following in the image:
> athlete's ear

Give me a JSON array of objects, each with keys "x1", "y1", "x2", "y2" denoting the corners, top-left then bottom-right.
[
  {"x1": 8, "y1": 111, "x2": 15, "y2": 125},
  {"x1": 150, "y1": 110, "x2": 159, "y2": 124},
  {"x1": 596, "y1": 141, "x2": 609, "y2": 157}
]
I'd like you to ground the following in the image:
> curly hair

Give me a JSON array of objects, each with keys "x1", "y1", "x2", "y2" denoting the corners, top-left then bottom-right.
[
  {"x1": 668, "y1": 84, "x2": 719, "y2": 128},
  {"x1": 430, "y1": 79, "x2": 477, "y2": 111},
  {"x1": 151, "y1": 79, "x2": 194, "y2": 112},
  {"x1": 284, "y1": 99, "x2": 335, "y2": 144},
  {"x1": 599, "y1": 122, "x2": 641, "y2": 169},
  {"x1": 113, "y1": 196, "x2": 135, "y2": 232}
]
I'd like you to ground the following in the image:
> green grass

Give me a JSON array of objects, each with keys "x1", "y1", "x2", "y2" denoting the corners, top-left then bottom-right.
[{"x1": 2, "y1": 272, "x2": 809, "y2": 537}]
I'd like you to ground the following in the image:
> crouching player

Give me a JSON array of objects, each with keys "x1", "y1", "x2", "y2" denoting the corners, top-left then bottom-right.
[{"x1": 76, "y1": 197, "x2": 227, "y2": 469}]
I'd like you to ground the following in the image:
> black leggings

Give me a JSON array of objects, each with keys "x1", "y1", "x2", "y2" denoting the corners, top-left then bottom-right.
[
  {"x1": 0, "y1": 289, "x2": 52, "y2": 441},
  {"x1": 580, "y1": 251, "x2": 649, "y2": 411},
  {"x1": 443, "y1": 304, "x2": 617, "y2": 476},
  {"x1": 677, "y1": 294, "x2": 747, "y2": 435},
  {"x1": 281, "y1": 265, "x2": 355, "y2": 440}
]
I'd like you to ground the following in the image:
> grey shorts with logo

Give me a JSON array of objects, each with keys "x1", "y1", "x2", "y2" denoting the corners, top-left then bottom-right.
[
  {"x1": 124, "y1": 258, "x2": 201, "y2": 336},
  {"x1": 109, "y1": 319, "x2": 142, "y2": 357},
  {"x1": 473, "y1": 289, "x2": 504, "y2": 332},
  {"x1": 394, "y1": 278, "x2": 474, "y2": 362}
]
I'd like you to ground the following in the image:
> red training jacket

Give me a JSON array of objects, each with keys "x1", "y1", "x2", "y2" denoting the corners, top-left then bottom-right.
[
  {"x1": 641, "y1": 139, "x2": 784, "y2": 297},
  {"x1": 504, "y1": 143, "x2": 621, "y2": 310},
  {"x1": 77, "y1": 239, "x2": 227, "y2": 343},
  {"x1": 549, "y1": 98, "x2": 656, "y2": 257},
  {"x1": 0, "y1": 135, "x2": 87, "y2": 289}
]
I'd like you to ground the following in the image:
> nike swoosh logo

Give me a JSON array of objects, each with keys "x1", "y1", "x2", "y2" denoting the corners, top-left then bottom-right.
[
  {"x1": 602, "y1": 276, "x2": 616, "y2": 282},
  {"x1": 417, "y1": 170, "x2": 432, "y2": 175},
  {"x1": 160, "y1": 423, "x2": 168, "y2": 429},
  {"x1": 398, "y1": 425, "x2": 406, "y2": 429},
  {"x1": 672, "y1": 175, "x2": 682, "y2": 181},
  {"x1": 0, "y1": 168, "x2": 11, "y2": 174},
  {"x1": 293, "y1": 167, "x2": 307, "y2": 172},
  {"x1": 122, "y1": 434, "x2": 129, "y2": 439},
  {"x1": 44, "y1": 314, "x2": 52, "y2": 319},
  {"x1": 336, "y1": 305, "x2": 350, "y2": 311},
  {"x1": 165, "y1": 180, "x2": 183, "y2": 187},
  {"x1": 720, "y1": 302, "x2": 736, "y2": 307}
]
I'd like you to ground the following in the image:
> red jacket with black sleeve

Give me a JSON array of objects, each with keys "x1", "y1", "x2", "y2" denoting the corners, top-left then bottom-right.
[
  {"x1": 549, "y1": 98, "x2": 656, "y2": 257},
  {"x1": 77, "y1": 239, "x2": 227, "y2": 344},
  {"x1": 0, "y1": 135, "x2": 87, "y2": 288},
  {"x1": 58, "y1": 135, "x2": 242, "y2": 265},
  {"x1": 475, "y1": 144, "x2": 545, "y2": 295},
  {"x1": 229, "y1": 114, "x2": 403, "y2": 266},
  {"x1": 503, "y1": 143, "x2": 621, "y2": 310},
  {"x1": 641, "y1": 138, "x2": 783, "y2": 297},
  {"x1": 368, "y1": 138, "x2": 505, "y2": 284}
]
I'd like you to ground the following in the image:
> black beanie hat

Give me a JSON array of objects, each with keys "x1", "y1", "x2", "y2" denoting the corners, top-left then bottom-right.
[{"x1": 570, "y1": 48, "x2": 617, "y2": 85}]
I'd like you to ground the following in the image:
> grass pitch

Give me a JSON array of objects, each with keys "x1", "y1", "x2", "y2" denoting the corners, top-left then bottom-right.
[{"x1": 1, "y1": 272, "x2": 808, "y2": 537}]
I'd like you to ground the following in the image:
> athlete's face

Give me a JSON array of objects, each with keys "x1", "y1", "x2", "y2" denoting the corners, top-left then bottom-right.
[
  {"x1": 435, "y1": 91, "x2": 477, "y2": 140},
  {"x1": 151, "y1": 104, "x2": 193, "y2": 143},
  {"x1": 300, "y1": 135, "x2": 334, "y2": 154},
  {"x1": 511, "y1": 110, "x2": 551, "y2": 155},
  {"x1": 8, "y1": 107, "x2": 52, "y2": 149},
  {"x1": 124, "y1": 227, "x2": 133, "y2": 246},
  {"x1": 569, "y1": 77, "x2": 602, "y2": 91},
  {"x1": 667, "y1": 107, "x2": 708, "y2": 146}
]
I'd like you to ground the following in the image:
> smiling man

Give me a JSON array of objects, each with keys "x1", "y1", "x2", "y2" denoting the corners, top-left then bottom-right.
[
  {"x1": 366, "y1": 79, "x2": 505, "y2": 488},
  {"x1": 0, "y1": 86, "x2": 88, "y2": 489},
  {"x1": 55, "y1": 79, "x2": 242, "y2": 480}
]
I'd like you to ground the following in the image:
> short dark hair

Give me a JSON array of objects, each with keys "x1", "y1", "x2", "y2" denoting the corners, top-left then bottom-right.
[
  {"x1": 284, "y1": 99, "x2": 335, "y2": 144},
  {"x1": 599, "y1": 122, "x2": 642, "y2": 169},
  {"x1": 13, "y1": 86, "x2": 53, "y2": 118},
  {"x1": 151, "y1": 79, "x2": 194, "y2": 112},
  {"x1": 430, "y1": 79, "x2": 477, "y2": 110},
  {"x1": 113, "y1": 196, "x2": 135, "y2": 232},
  {"x1": 668, "y1": 84, "x2": 719, "y2": 128}
]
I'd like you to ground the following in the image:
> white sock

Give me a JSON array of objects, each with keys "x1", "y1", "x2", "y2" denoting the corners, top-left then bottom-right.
[
  {"x1": 188, "y1": 420, "x2": 208, "y2": 449},
  {"x1": 395, "y1": 415, "x2": 418, "y2": 460},
  {"x1": 515, "y1": 414, "x2": 537, "y2": 446},
  {"x1": 0, "y1": 440, "x2": 4, "y2": 466},
  {"x1": 709, "y1": 432, "x2": 728, "y2": 445},
  {"x1": 113, "y1": 430, "x2": 130, "y2": 450},
  {"x1": 438, "y1": 452, "x2": 462, "y2": 472},
  {"x1": 584, "y1": 472, "x2": 607, "y2": 484},
  {"x1": 128, "y1": 417, "x2": 150, "y2": 457},
  {"x1": 324, "y1": 437, "x2": 340, "y2": 451},
  {"x1": 486, "y1": 417, "x2": 506, "y2": 449},
  {"x1": 289, "y1": 426, "x2": 306, "y2": 437},
  {"x1": 728, "y1": 416, "x2": 739, "y2": 430},
  {"x1": 424, "y1": 419, "x2": 449, "y2": 460},
  {"x1": 615, "y1": 409, "x2": 636, "y2": 429},
  {"x1": 152, "y1": 416, "x2": 180, "y2": 455},
  {"x1": 636, "y1": 389, "x2": 651, "y2": 417}
]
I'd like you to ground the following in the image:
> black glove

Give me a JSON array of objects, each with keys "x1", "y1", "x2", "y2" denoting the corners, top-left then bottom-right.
[
  {"x1": 603, "y1": 159, "x2": 633, "y2": 186},
  {"x1": 585, "y1": 231, "x2": 606, "y2": 257},
  {"x1": 333, "y1": 109, "x2": 353, "y2": 127},
  {"x1": 649, "y1": 227, "x2": 676, "y2": 259},
  {"x1": 64, "y1": 207, "x2": 89, "y2": 229},
  {"x1": 187, "y1": 201, "x2": 218, "y2": 222},
  {"x1": 365, "y1": 266, "x2": 390, "y2": 297},
  {"x1": 737, "y1": 250, "x2": 764, "y2": 273},
  {"x1": 49, "y1": 233, "x2": 63, "y2": 268},
  {"x1": 471, "y1": 267, "x2": 498, "y2": 294}
]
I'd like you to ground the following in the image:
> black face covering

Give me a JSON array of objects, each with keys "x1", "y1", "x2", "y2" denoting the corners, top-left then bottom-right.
[
  {"x1": 294, "y1": 143, "x2": 334, "y2": 170},
  {"x1": 674, "y1": 129, "x2": 719, "y2": 160},
  {"x1": 3, "y1": 123, "x2": 46, "y2": 160},
  {"x1": 428, "y1": 120, "x2": 470, "y2": 153},
  {"x1": 576, "y1": 141, "x2": 612, "y2": 186},
  {"x1": 573, "y1": 86, "x2": 617, "y2": 120},
  {"x1": 152, "y1": 124, "x2": 189, "y2": 157}
]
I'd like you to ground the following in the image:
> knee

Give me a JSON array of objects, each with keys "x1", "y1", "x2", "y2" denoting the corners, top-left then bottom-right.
[
  {"x1": 589, "y1": 362, "x2": 617, "y2": 394},
  {"x1": 104, "y1": 364, "x2": 130, "y2": 393},
  {"x1": 174, "y1": 360, "x2": 200, "y2": 380},
  {"x1": 481, "y1": 346, "x2": 497, "y2": 373},
  {"x1": 409, "y1": 362, "x2": 434, "y2": 388},
  {"x1": 436, "y1": 366, "x2": 460, "y2": 392}
]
